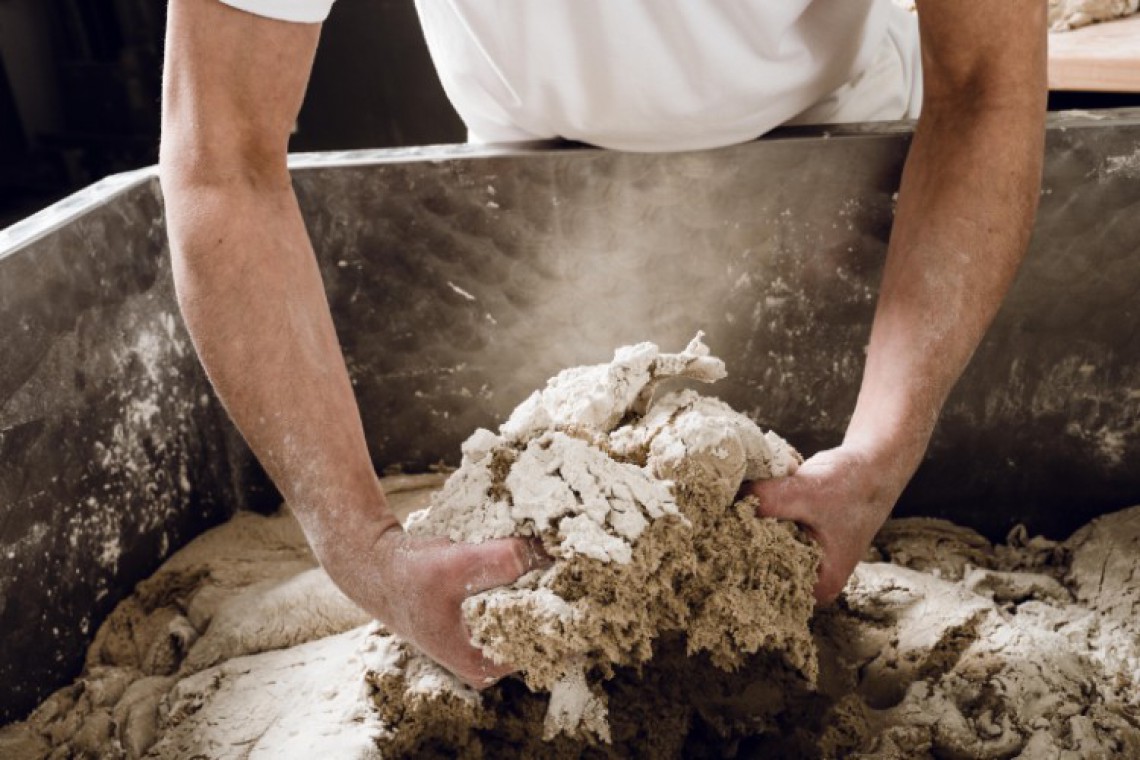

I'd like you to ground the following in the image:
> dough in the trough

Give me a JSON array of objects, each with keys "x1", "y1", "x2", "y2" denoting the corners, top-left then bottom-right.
[
  {"x1": 400, "y1": 334, "x2": 819, "y2": 741},
  {"x1": 0, "y1": 475, "x2": 446, "y2": 760},
  {"x1": 6, "y1": 338, "x2": 1140, "y2": 759}
]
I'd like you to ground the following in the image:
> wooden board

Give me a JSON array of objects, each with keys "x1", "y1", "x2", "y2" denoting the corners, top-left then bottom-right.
[{"x1": 1049, "y1": 14, "x2": 1140, "y2": 92}]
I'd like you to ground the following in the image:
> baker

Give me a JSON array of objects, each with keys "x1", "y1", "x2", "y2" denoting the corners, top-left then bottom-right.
[{"x1": 159, "y1": 0, "x2": 1046, "y2": 688}]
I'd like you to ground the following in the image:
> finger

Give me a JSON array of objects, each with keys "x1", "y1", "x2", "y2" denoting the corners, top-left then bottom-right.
[
  {"x1": 815, "y1": 580, "x2": 843, "y2": 605},
  {"x1": 463, "y1": 537, "x2": 552, "y2": 595},
  {"x1": 446, "y1": 639, "x2": 514, "y2": 689},
  {"x1": 813, "y1": 554, "x2": 848, "y2": 605},
  {"x1": 745, "y1": 476, "x2": 812, "y2": 524},
  {"x1": 432, "y1": 625, "x2": 516, "y2": 691},
  {"x1": 748, "y1": 477, "x2": 837, "y2": 602},
  {"x1": 461, "y1": 654, "x2": 515, "y2": 690}
]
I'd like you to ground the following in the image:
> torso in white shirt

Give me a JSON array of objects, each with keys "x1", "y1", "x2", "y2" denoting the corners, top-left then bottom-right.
[
  {"x1": 219, "y1": 0, "x2": 922, "y2": 152},
  {"x1": 413, "y1": 0, "x2": 920, "y2": 151}
]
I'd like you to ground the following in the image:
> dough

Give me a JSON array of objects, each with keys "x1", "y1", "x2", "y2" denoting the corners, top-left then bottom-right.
[
  {"x1": 402, "y1": 334, "x2": 818, "y2": 742},
  {"x1": 894, "y1": 0, "x2": 1139, "y2": 32},
  {"x1": 1048, "y1": 0, "x2": 1139, "y2": 31},
  {"x1": 0, "y1": 475, "x2": 447, "y2": 760},
  {"x1": 4, "y1": 339, "x2": 1140, "y2": 759}
]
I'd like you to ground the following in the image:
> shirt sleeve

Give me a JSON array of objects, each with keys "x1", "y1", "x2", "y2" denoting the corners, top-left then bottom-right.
[{"x1": 217, "y1": 0, "x2": 335, "y2": 24}]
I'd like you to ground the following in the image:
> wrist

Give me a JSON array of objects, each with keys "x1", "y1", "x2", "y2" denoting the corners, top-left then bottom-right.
[
  {"x1": 845, "y1": 399, "x2": 936, "y2": 479},
  {"x1": 311, "y1": 504, "x2": 403, "y2": 623},
  {"x1": 839, "y1": 424, "x2": 929, "y2": 510},
  {"x1": 304, "y1": 487, "x2": 400, "y2": 573}
]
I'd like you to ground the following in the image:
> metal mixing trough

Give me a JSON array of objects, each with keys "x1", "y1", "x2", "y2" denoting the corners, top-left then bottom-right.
[{"x1": 1, "y1": 110, "x2": 1138, "y2": 723}]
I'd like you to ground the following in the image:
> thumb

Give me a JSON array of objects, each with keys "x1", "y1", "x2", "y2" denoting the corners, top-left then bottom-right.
[
  {"x1": 463, "y1": 537, "x2": 551, "y2": 596},
  {"x1": 746, "y1": 475, "x2": 811, "y2": 524}
]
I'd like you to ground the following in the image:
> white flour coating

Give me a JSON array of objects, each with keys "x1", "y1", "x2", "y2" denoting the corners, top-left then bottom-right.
[
  {"x1": 895, "y1": 0, "x2": 1139, "y2": 30},
  {"x1": 1048, "y1": 0, "x2": 1139, "y2": 30},
  {"x1": 498, "y1": 335, "x2": 728, "y2": 441},
  {"x1": 404, "y1": 334, "x2": 812, "y2": 739},
  {"x1": 407, "y1": 334, "x2": 725, "y2": 549},
  {"x1": 9, "y1": 336, "x2": 1140, "y2": 757},
  {"x1": 150, "y1": 627, "x2": 383, "y2": 759},
  {"x1": 543, "y1": 668, "x2": 610, "y2": 743},
  {"x1": 824, "y1": 510, "x2": 1140, "y2": 758},
  {"x1": 6, "y1": 485, "x2": 1140, "y2": 757},
  {"x1": 0, "y1": 476, "x2": 447, "y2": 760}
]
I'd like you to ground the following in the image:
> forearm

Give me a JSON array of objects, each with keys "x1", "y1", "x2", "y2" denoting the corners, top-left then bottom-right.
[
  {"x1": 846, "y1": 93, "x2": 1046, "y2": 475},
  {"x1": 157, "y1": 0, "x2": 541, "y2": 682},
  {"x1": 748, "y1": 0, "x2": 1046, "y2": 604},
  {"x1": 161, "y1": 170, "x2": 395, "y2": 557},
  {"x1": 158, "y1": 0, "x2": 386, "y2": 559}
]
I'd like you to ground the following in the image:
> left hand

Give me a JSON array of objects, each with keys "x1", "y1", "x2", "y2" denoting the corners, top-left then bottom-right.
[{"x1": 745, "y1": 444, "x2": 912, "y2": 603}]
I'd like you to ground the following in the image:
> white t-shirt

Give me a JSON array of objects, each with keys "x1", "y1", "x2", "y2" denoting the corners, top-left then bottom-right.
[{"x1": 219, "y1": 0, "x2": 922, "y2": 152}]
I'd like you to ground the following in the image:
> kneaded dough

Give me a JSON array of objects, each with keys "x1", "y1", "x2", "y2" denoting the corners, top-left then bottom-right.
[
  {"x1": 895, "y1": 0, "x2": 1139, "y2": 32},
  {"x1": 402, "y1": 334, "x2": 818, "y2": 742},
  {"x1": 0, "y1": 474, "x2": 447, "y2": 760},
  {"x1": 4, "y1": 339, "x2": 1140, "y2": 759},
  {"x1": 1049, "y1": 0, "x2": 1139, "y2": 31}
]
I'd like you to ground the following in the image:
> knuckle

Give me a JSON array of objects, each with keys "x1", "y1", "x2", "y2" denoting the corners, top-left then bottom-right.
[
  {"x1": 505, "y1": 539, "x2": 530, "y2": 576},
  {"x1": 482, "y1": 539, "x2": 527, "y2": 579}
]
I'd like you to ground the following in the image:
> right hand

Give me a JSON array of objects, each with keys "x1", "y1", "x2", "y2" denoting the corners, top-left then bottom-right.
[
  {"x1": 746, "y1": 444, "x2": 906, "y2": 604},
  {"x1": 324, "y1": 520, "x2": 549, "y2": 689}
]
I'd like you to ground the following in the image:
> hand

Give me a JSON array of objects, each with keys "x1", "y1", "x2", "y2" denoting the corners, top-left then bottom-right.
[
  {"x1": 323, "y1": 519, "x2": 549, "y2": 689},
  {"x1": 746, "y1": 444, "x2": 913, "y2": 603}
]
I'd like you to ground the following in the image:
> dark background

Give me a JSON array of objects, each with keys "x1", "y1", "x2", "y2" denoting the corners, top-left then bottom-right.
[
  {"x1": 1, "y1": 0, "x2": 1139, "y2": 229},
  {"x1": 0, "y1": 0, "x2": 465, "y2": 229}
]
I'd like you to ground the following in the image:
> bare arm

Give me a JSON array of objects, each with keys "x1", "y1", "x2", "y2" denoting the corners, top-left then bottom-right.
[
  {"x1": 160, "y1": 0, "x2": 541, "y2": 685},
  {"x1": 752, "y1": 0, "x2": 1047, "y2": 600}
]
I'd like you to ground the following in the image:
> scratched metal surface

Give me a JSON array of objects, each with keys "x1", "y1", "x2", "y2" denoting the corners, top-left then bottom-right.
[
  {"x1": 1, "y1": 109, "x2": 1138, "y2": 722},
  {"x1": 295, "y1": 109, "x2": 1140, "y2": 541},
  {"x1": 0, "y1": 180, "x2": 255, "y2": 723},
  {"x1": 298, "y1": 139, "x2": 894, "y2": 465}
]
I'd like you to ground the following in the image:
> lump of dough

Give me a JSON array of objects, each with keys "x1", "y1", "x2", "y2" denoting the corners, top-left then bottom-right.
[{"x1": 394, "y1": 334, "x2": 821, "y2": 742}]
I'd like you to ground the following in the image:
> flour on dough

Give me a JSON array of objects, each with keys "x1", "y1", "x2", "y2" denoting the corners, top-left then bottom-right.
[
  {"x1": 7, "y1": 341, "x2": 1140, "y2": 758},
  {"x1": 895, "y1": 0, "x2": 1139, "y2": 32},
  {"x1": 401, "y1": 333, "x2": 818, "y2": 741},
  {"x1": 1049, "y1": 0, "x2": 1139, "y2": 30}
]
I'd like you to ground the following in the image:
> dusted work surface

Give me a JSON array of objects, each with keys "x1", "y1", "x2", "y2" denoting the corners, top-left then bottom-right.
[
  {"x1": 1048, "y1": 15, "x2": 1140, "y2": 92},
  {"x1": 2, "y1": 109, "x2": 1140, "y2": 723}
]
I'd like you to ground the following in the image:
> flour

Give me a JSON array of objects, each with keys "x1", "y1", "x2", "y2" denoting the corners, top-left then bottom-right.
[
  {"x1": 1048, "y1": 0, "x2": 1139, "y2": 30},
  {"x1": 0, "y1": 476, "x2": 446, "y2": 760},
  {"x1": 895, "y1": 0, "x2": 1140, "y2": 31},
  {"x1": 404, "y1": 334, "x2": 818, "y2": 741},
  {"x1": 5, "y1": 338, "x2": 1140, "y2": 758},
  {"x1": 7, "y1": 497, "x2": 1140, "y2": 759}
]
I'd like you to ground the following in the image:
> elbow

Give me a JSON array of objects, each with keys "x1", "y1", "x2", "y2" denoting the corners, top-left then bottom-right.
[
  {"x1": 922, "y1": 75, "x2": 1047, "y2": 124},
  {"x1": 921, "y1": 43, "x2": 1047, "y2": 119},
  {"x1": 919, "y1": 17, "x2": 1047, "y2": 119},
  {"x1": 158, "y1": 129, "x2": 292, "y2": 202},
  {"x1": 158, "y1": 131, "x2": 294, "y2": 280}
]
